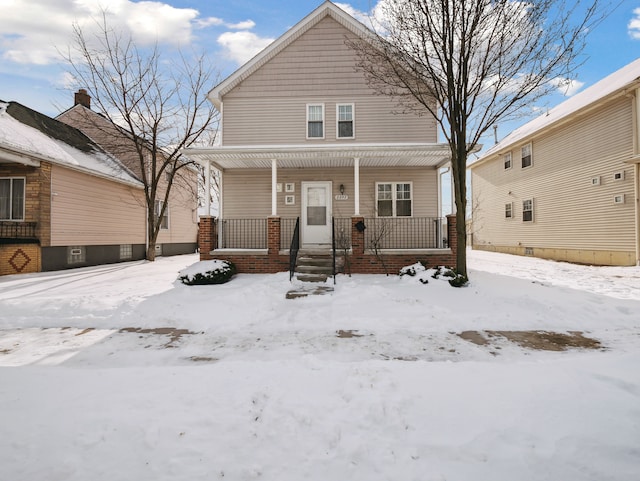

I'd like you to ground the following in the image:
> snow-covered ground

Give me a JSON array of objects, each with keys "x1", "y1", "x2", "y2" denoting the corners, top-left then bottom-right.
[{"x1": 0, "y1": 250, "x2": 639, "y2": 480}]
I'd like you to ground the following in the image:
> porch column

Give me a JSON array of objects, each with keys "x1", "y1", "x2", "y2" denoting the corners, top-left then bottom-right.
[
  {"x1": 353, "y1": 157, "x2": 360, "y2": 216},
  {"x1": 271, "y1": 158, "x2": 278, "y2": 216},
  {"x1": 204, "y1": 161, "x2": 211, "y2": 215},
  {"x1": 218, "y1": 169, "x2": 224, "y2": 249}
]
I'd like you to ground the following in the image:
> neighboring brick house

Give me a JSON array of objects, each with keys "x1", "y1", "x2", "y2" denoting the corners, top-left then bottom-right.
[
  {"x1": 470, "y1": 58, "x2": 640, "y2": 266},
  {"x1": 1, "y1": 99, "x2": 146, "y2": 275},
  {"x1": 57, "y1": 90, "x2": 198, "y2": 258},
  {"x1": 183, "y1": 1, "x2": 458, "y2": 275}
]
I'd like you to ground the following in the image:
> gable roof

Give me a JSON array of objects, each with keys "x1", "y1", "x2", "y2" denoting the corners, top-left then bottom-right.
[
  {"x1": 472, "y1": 57, "x2": 640, "y2": 167},
  {"x1": 208, "y1": 1, "x2": 372, "y2": 109},
  {"x1": 0, "y1": 100, "x2": 142, "y2": 187}
]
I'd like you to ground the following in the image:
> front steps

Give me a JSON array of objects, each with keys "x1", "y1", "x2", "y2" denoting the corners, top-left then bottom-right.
[{"x1": 286, "y1": 251, "x2": 343, "y2": 299}]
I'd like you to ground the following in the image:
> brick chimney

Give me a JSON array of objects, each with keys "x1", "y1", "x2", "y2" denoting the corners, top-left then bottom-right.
[{"x1": 74, "y1": 89, "x2": 91, "y2": 109}]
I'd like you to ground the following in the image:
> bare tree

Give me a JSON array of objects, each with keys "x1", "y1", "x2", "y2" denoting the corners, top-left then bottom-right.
[
  {"x1": 62, "y1": 13, "x2": 219, "y2": 260},
  {"x1": 349, "y1": 0, "x2": 609, "y2": 281}
]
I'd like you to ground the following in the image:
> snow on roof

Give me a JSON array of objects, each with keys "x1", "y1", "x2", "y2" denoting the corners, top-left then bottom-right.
[
  {"x1": 476, "y1": 57, "x2": 640, "y2": 163},
  {"x1": 0, "y1": 101, "x2": 142, "y2": 187}
]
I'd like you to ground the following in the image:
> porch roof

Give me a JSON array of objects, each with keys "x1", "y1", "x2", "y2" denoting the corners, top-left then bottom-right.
[{"x1": 182, "y1": 143, "x2": 452, "y2": 171}]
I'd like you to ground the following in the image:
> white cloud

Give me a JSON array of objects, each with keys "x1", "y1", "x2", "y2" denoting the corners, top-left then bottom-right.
[
  {"x1": 628, "y1": 7, "x2": 640, "y2": 39},
  {"x1": 228, "y1": 20, "x2": 256, "y2": 30},
  {"x1": 0, "y1": 0, "x2": 210, "y2": 65},
  {"x1": 194, "y1": 17, "x2": 225, "y2": 29},
  {"x1": 552, "y1": 77, "x2": 585, "y2": 96},
  {"x1": 217, "y1": 31, "x2": 274, "y2": 64}
]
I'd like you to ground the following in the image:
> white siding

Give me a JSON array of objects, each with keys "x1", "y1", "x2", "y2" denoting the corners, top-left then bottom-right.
[
  {"x1": 222, "y1": 16, "x2": 437, "y2": 145},
  {"x1": 222, "y1": 167, "x2": 439, "y2": 219},
  {"x1": 471, "y1": 96, "x2": 635, "y2": 256}
]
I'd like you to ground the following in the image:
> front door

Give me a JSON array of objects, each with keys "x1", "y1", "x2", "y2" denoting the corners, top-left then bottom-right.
[{"x1": 301, "y1": 181, "x2": 332, "y2": 246}]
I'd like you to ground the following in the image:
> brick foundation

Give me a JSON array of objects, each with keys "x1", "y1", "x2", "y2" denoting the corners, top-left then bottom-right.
[{"x1": 198, "y1": 214, "x2": 458, "y2": 275}]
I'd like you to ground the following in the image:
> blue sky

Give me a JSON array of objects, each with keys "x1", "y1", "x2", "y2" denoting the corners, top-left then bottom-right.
[{"x1": 1, "y1": 0, "x2": 639, "y2": 143}]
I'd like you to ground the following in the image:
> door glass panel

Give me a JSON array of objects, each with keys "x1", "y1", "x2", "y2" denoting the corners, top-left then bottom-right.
[{"x1": 306, "y1": 187, "x2": 326, "y2": 226}]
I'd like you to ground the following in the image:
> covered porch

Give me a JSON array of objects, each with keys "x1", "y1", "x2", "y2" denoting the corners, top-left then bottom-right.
[{"x1": 183, "y1": 143, "x2": 458, "y2": 274}]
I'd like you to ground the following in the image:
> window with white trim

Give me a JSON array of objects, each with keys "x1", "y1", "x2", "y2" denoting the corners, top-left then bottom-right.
[
  {"x1": 0, "y1": 177, "x2": 25, "y2": 221},
  {"x1": 521, "y1": 143, "x2": 532, "y2": 168},
  {"x1": 505, "y1": 202, "x2": 513, "y2": 219},
  {"x1": 154, "y1": 200, "x2": 169, "y2": 229},
  {"x1": 503, "y1": 152, "x2": 512, "y2": 170},
  {"x1": 522, "y1": 199, "x2": 534, "y2": 222},
  {"x1": 376, "y1": 182, "x2": 412, "y2": 217},
  {"x1": 336, "y1": 103, "x2": 354, "y2": 139},
  {"x1": 307, "y1": 104, "x2": 324, "y2": 138}
]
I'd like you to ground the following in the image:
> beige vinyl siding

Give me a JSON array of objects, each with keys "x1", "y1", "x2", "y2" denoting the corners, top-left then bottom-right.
[
  {"x1": 50, "y1": 165, "x2": 145, "y2": 246},
  {"x1": 222, "y1": 167, "x2": 439, "y2": 219},
  {"x1": 221, "y1": 16, "x2": 437, "y2": 145},
  {"x1": 471, "y1": 95, "x2": 635, "y2": 254},
  {"x1": 156, "y1": 169, "x2": 198, "y2": 244}
]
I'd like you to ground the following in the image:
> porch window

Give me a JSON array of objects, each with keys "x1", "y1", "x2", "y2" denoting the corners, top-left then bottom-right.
[
  {"x1": 337, "y1": 103, "x2": 354, "y2": 138},
  {"x1": 521, "y1": 143, "x2": 532, "y2": 168},
  {"x1": 0, "y1": 177, "x2": 25, "y2": 221},
  {"x1": 522, "y1": 199, "x2": 534, "y2": 222},
  {"x1": 503, "y1": 152, "x2": 512, "y2": 170},
  {"x1": 307, "y1": 104, "x2": 324, "y2": 138},
  {"x1": 154, "y1": 200, "x2": 169, "y2": 229},
  {"x1": 505, "y1": 202, "x2": 513, "y2": 219},
  {"x1": 376, "y1": 182, "x2": 412, "y2": 217}
]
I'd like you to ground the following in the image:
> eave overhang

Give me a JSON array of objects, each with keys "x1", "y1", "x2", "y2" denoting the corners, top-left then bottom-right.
[{"x1": 182, "y1": 143, "x2": 454, "y2": 171}]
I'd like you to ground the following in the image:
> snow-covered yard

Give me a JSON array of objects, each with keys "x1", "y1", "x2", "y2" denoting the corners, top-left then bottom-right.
[{"x1": 0, "y1": 250, "x2": 639, "y2": 480}]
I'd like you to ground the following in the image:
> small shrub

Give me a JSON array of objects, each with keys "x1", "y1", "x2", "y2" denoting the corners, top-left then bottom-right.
[
  {"x1": 179, "y1": 260, "x2": 237, "y2": 285},
  {"x1": 399, "y1": 262, "x2": 425, "y2": 277},
  {"x1": 447, "y1": 271, "x2": 469, "y2": 288}
]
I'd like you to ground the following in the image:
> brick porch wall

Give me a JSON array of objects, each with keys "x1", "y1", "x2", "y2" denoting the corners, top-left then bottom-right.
[{"x1": 198, "y1": 214, "x2": 457, "y2": 275}]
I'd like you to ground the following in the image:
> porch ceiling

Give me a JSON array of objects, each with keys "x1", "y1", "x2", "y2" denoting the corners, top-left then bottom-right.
[{"x1": 182, "y1": 143, "x2": 452, "y2": 170}]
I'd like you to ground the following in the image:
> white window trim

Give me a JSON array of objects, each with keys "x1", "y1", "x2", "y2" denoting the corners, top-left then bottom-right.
[
  {"x1": 522, "y1": 198, "x2": 534, "y2": 222},
  {"x1": 505, "y1": 202, "x2": 513, "y2": 219},
  {"x1": 521, "y1": 143, "x2": 533, "y2": 169},
  {"x1": 336, "y1": 103, "x2": 355, "y2": 139},
  {"x1": 0, "y1": 176, "x2": 26, "y2": 221},
  {"x1": 154, "y1": 199, "x2": 170, "y2": 230},
  {"x1": 375, "y1": 181, "x2": 413, "y2": 217},
  {"x1": 306, "y1": 103, "x2": 325, "y2": 139},
  {"x1": 503, "y1": 152, "x2": 512, "y2": 170}
]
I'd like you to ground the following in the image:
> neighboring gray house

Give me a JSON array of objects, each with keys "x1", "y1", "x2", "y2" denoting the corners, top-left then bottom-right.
[
  {"x1": 184, "y1": 1, "x2": 458, "y2": 274},
  {"x1": 470, "y1": 58, "x2": 640, "y2": 266}
]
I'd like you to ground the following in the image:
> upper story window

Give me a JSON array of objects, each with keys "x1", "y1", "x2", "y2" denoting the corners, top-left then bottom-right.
[
  {"x1": 307, "y1": 104, "x2": 324, "y2": 139},
  {"x1": 522, "y1": 199, "x2": 534, "y2": 222},
  {"x1": 0, "y1": 177, "x2": 25, "y2": 221},
  {"x1": 521, "y1": 143, "x2": 532, "y2": 168},
  {"x1": 505, "y1": 202, "x2": 513, "y2": 219},
  {"x1": 337, "y1": 103, "x2": 354, "y2": 139},
  {"x1": 376, "y1": 182, "x2": 412, "y2": 217},
  {"x1": 154, "y1": 200, "x2": 169, "y2": 229},
  {"x1": 503, "y1": 152, "x2": 512, "y2": 170}
]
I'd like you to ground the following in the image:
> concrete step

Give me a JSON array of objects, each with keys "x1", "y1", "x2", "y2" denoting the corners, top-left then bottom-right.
[
  {"x1": 295, "y1": 272, "x2": 329, "y2": 283},
  {"x1": 297, "y1": 256, "x2": 334, "y2": 267},
  {"x1": 296, "y1": 265, "x2": 334, "y2": 275},
  {"x1": 286, "y1": 285, "x2": 334, "y2": 299}
]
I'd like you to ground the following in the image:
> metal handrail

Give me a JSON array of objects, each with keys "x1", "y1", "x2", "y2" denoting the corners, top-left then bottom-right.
[
  {"x1": 289, "y1": 217, "x2": 300, "y2": 281},
  {"x1": 331, "y1": 217, "x2": 336, "y2": 285}
]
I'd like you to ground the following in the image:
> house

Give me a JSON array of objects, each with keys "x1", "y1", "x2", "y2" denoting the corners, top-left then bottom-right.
[
  {"x1": 0, "y1": 99, "x2": 146, "y2": 275},
  {"x1": 183, "y1": 1, "x2": 457, "y2": 275},
  {"x1": 57, "y1": 90, "x2": 199, "y2": 258},
  {"x1": 470, "y1": 58, "x2": 640, "y2": 266}
]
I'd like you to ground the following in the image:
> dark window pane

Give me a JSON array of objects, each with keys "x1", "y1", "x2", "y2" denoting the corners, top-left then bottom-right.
[
  {"x1": 307, "y1": 206, "x2": 326, "y2": 225},
  {"x1": 308, "y1": 121, "x2": 323, "y2": 138},
  {"x1": 12, "y1": 179, "x2": 25, "y2": 220},
  {"x1": 377, "y1": 200, "x2": 392, "y2": 217},
  {"x1": 338, "y1": 121, "x2": 353, "y2": 137},
  {"x1": 396, "y1": 199, "x2": 411, "y2": 216}
]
